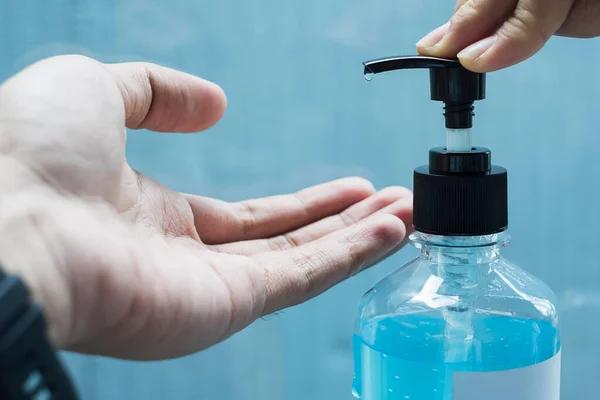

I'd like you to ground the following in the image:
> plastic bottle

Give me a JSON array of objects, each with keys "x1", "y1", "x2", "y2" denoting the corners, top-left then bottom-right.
[{"x1": 352, "y1": 56, "x2": 561, "y2": 400}]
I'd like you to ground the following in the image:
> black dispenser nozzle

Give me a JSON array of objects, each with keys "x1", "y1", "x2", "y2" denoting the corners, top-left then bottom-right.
[{"x1": 363, "y1": 56, "x2": 486, "y2": 129}]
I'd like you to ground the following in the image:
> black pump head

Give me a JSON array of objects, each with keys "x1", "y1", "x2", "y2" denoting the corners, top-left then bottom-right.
[
  {"x1": 362, "y1": 55, "x2": 507, "y2": 236},
  {"x1": 363, "y1": 56, "x2": 486, "y2": 129}
]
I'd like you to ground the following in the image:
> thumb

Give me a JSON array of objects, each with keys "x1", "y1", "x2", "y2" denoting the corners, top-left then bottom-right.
[
  {"x1": 418, "y1": 0, "x2": 575, "y2": 72},
  {"x1": 104, "y1": 62, "x2": 227, "y2": 133}
]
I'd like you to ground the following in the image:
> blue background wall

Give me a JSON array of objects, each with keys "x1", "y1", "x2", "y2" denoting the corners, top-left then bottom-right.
[{"x1": 1, "y1": 0, "x2": 599, "y2": 398}]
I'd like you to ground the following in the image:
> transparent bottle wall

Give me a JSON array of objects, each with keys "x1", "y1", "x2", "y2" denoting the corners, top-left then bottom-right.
[
  {"x1": 1, "y1": 0, "x2": 599, "y2": 398},
  {"x1": 353, "y1": 233, "x2": 561, "y2": 399}
]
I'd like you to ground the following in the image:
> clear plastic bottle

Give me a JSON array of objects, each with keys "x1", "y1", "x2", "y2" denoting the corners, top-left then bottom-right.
[{"x1": 352, "y1": 232, "x2": 561, "y2": 400}]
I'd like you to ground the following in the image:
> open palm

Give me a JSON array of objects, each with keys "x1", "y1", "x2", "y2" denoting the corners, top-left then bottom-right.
[{"x1": 0, "y1": 55, "x2": 412, "y2": 360}]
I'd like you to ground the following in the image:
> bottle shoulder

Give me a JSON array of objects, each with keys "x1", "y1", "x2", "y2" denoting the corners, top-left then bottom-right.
[{"x1": 357, "y1": 255, "x2": 559, "y2": 327}]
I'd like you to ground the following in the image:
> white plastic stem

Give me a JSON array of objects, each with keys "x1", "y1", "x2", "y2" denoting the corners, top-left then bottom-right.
[{"x1": 446, "y1": 128, "x2": 472, "y2": 152}]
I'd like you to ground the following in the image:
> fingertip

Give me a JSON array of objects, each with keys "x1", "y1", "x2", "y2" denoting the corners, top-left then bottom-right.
[
  {"x1": 328, "y1": 177, "x2": 376, "y2": 199},
  {"x1": 377, "y1": 196, "x2": 413, "y2": 227},
  {"x1": 416, "y1": 22, "x2": 450, "y2": 51},
  {"x1": 197, "y1": 80, "x2": 227, "y2": 131},
  {"x1": 417, "y1": 36, "x2": 462, "y2": 61},
  {"x1": 456, "y1": 57, "x2": 493, "y2": 73},
  {"x1": 456, "y1": 36, "x2": 499, "y2": 72},
  {"x1": 346, "y1": 176, "x2": 377, "y2": 193},
  {"x1": 165, "y1": 74, "x2": 227, "y2": 132},
  {"x1": 348, "y1": 213, "x2": 406, "y2": 270},
  {"x1": 363, "y1": 213, "x2": 407, "y2": 249}
]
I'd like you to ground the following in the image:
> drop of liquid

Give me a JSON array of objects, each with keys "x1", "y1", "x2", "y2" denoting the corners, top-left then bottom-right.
[{"x1": 364, "y1": 72, "x2": 374, "y2": 81}]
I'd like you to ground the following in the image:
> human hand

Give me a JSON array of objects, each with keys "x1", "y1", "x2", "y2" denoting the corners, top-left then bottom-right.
[
  {"x1": 417, "y1": 0, "x2": 600, "y2": 72},
  {"x1": 0, "y1": 55, "x2": 412, "y2": 360}
]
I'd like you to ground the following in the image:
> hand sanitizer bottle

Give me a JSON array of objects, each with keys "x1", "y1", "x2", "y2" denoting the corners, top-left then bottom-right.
[{"x1": 353, "y1": 56, "x2": 561, "y2": 400}]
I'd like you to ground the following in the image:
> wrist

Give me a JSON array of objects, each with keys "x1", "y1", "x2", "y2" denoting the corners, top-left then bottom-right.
[
  {"x1": 0, "y1": 157, "x2": 73, "y2": 349},
  {"x1": 0, "y1": 247, "x2": 72, "y2": 350},
  {"x1": 0, "y1": 251, "x2": 80, "y2": 399}
]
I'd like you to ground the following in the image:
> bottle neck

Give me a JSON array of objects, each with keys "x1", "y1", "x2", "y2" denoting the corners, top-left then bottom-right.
[
  {"x1": 410, "y1": 232, "x2": 511, "y2": 337},
  {"x1": 410, "y1": 231, "x2": 509, "y2": 264}
]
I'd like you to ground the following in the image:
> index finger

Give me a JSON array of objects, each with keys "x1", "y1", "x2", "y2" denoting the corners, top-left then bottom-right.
[{"x1": 255, "y1": 213, "x2": 406, "y2": 315}]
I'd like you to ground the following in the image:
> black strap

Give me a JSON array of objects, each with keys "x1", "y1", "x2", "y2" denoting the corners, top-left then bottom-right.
[{"x1": 0, "y1": 269, "x2": 79, "y2": 399}]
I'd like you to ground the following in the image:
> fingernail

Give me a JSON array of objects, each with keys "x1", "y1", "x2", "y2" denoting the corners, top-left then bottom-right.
[
  {"x1": 458, "y1": 36, "x2": 497, "y2": 60},
  {"x1": 416, "y1": 22, "x2": 450, "y2": 49}
]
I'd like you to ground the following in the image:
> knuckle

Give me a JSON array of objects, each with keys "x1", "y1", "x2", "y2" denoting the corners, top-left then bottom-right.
[
  {"x1": 450, "y1": 0, "x2": 488, "y2": 30},
  {"x1": 340, "y1": 230, "x2": 368, "y2": 276},
  {"x1": 268, "y1": 233, "x2": 298, "y2": 252},
  {"x1": 339, "y1": 209, "x2": 357, "y2": 227},
  {"x1": 292, "y1": 191, "x2": 311, "y2": 218},
  {"x1": 560, "y1": 0, "x2": 600, "y2": 38},
  {"x1": 294, "y1": 247, "x2": 334, "y2": 296},
  {"x1": 237, "y1": 201, "x2": 257, "y2": 235},
  {"x1": 501, "y1": 6, "x2": 549, "y2": 46},
  {"x1": 345, "y1": 243, "x2": 364, "y2": 277},
  {"x1": 125, "y1": 65, "x2": 155, "y2": 129},
  {"x1": 267, "y1": 236, "x2": 288, "y2": 252}
]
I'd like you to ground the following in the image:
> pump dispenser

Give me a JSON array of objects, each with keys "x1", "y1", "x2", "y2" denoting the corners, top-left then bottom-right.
[{"x1": 352, "y1": 56, "x2": 561, "y2": 400}]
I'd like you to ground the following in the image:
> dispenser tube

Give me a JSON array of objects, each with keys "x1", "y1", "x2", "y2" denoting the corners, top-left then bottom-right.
[{"x1": 446, "y1": 129, "x2": 472, "y2": 152}]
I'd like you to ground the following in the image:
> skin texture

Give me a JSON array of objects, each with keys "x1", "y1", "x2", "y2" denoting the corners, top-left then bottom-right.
[
  {"x1": 417, "y1": 0, "x2": 600, "y2": 72},
  {"x1": 0, "y1": 55, "x2": 413, "y2": 360}
]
